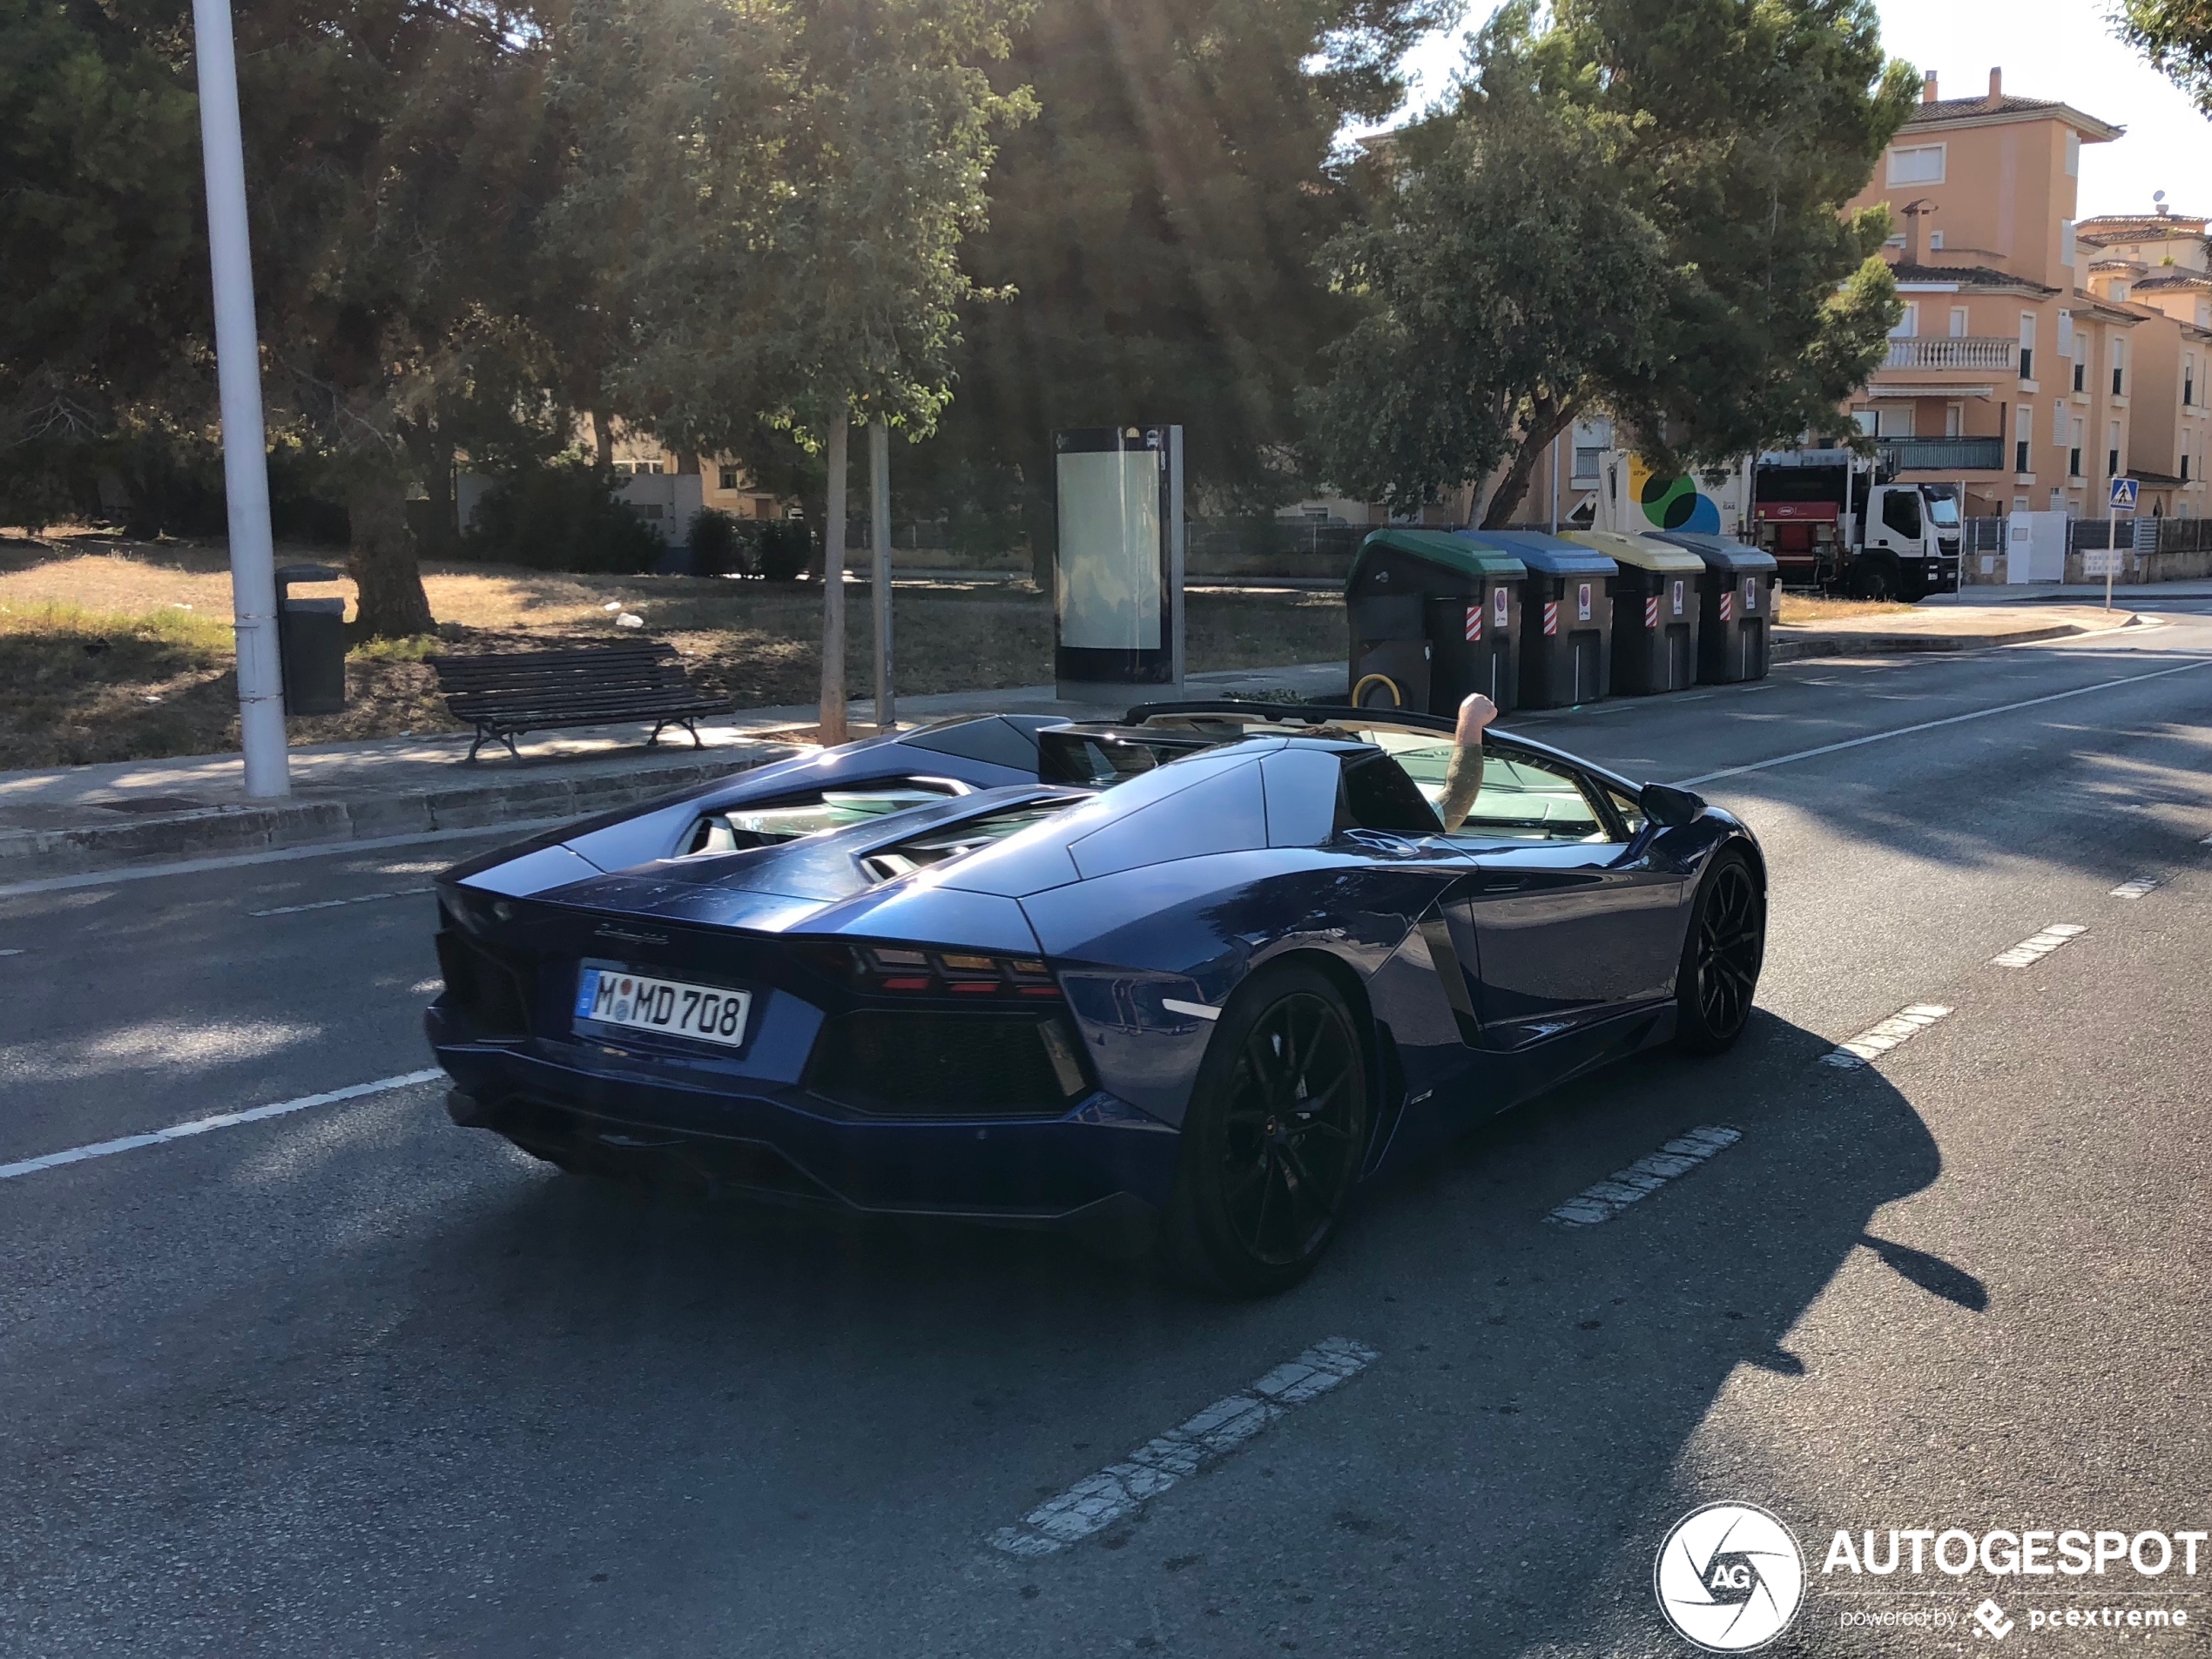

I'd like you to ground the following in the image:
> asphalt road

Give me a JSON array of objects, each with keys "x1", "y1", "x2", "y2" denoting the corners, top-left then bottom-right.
[{"x1": 3, "y1": 604, "x2": 2209, "y2": 1656}]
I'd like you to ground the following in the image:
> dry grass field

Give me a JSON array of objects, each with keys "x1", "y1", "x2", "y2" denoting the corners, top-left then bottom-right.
[{"x1": 0, "y1": 534, "x2": 1346, "y2": 769}]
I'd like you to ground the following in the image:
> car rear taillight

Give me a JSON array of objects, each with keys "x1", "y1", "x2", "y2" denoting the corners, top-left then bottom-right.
[{"x1": 846, "y1": 944, "x2": 1063, "y2": 999}]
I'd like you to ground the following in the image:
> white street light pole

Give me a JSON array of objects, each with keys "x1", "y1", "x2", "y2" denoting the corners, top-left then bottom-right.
[
  {"x1": 869, "y1": 421, "x2": 894, "y2": 732},
  {"x1": 192, "y1": 0, "x2": 287, "y2": 797}
]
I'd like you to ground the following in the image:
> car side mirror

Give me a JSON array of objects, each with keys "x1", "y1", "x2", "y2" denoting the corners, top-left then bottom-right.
[{"x1": 1639, "y1": 782, "x2": 1703, "y2": 828}]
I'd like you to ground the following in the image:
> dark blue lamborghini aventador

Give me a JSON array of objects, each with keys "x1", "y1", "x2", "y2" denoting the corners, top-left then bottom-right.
[{"x1": 426, "y1": 704, "x2": 1765, "y2": 1294}]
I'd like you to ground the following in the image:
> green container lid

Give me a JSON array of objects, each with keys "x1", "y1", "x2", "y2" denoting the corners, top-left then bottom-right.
[{"x1": 1349, "y1": 529, "x2": 1527, "y2": 592}]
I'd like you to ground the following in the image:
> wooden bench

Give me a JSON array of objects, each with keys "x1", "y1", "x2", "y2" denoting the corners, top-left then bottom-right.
[{"x1": 429, "y1": 644, "x2": 736, "y2": 761}]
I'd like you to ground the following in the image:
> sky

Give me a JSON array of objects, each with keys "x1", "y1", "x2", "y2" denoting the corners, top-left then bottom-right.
[{"x1": 1390, "y1": 0, "x2": 2212, "y2": 221}]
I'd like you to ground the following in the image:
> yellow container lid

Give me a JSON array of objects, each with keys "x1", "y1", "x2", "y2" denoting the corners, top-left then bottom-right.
[{"x1": 1562, "y1": 529, "x2": 1706, "y2": 574}]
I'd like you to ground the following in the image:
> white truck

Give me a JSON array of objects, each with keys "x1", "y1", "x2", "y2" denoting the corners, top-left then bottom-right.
[{"x1": 1592, "y1": 448, "x2": 1961, "y2": 600}]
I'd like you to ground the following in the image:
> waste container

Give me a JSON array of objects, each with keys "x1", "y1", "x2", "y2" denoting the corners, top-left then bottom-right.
[
  {"x1": 1469, "y1": 531, "x2": 1616, "y2": 709},
  {"x1": 1563, "y1": 531, "x2": 1703, "y2": 695},
  {"x1": 1345, "y1": 529, "x2": 1526, "y2": 714},
  {"x1": 1650, "y1": 533, "x2": 1781, "y2": 684},
  {"x1": 274, "y1": 563, "x2": 348, "y2": 715}
]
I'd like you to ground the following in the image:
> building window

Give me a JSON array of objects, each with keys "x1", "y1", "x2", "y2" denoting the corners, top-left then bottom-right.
[
  {"x1": 2015, "y1": 405, "x2": 2032, "y2": 474},
  {"x1": 2113, "y1": 338, "x2": 2127, "y2": 397},
  {"x1": 2066, "y1": 132, "x2": 2080, "y2": 177},
  {"x1": 2184, "y1": 453, "x2": 2192, "y2": 482},
  {"x1": 2186, "y1": 356, "x2": 2195, "y2": 406},
  {"x1": 1851, "y1": 408, "x2": 1878, "y2": 435},
  {"x1": 718, "y1": 465, "x2": 741, "y2": 490},
  {"x1": 1891, "y1": 301, "x2": 1919, "y2": 339},
  {"x1": 1949, "y1": 306, "x2": 1969, "y2": 337},
  {"x1": 2112, "y1": 281, "x2": 2130, "y2": 302},
  {"x1": 2074, "y1": 360, "x2": 2087, "y2": 394},
  {"x1": 2108, "y1": 421, "x2": 2121, "y2": 477},
  {"x1": 2020, "y1": 314, "x2": 2036, "y2": 381},
  {"x1": 2070, "y1": 415, "x2": 2084, "y2": 478},
  {"x1": 1930, "y1": 232, "x2": 1946, "y2": 252},
  {"x1": 1887, "y1": 144, "x2": 1946, "y2": 185},
  {"x1": 2060, "y1": 219, "x2": 2076, "y2": 266},
  {"x1": 1571, "y1": 447, "x2": 1602, "y2": 482}
]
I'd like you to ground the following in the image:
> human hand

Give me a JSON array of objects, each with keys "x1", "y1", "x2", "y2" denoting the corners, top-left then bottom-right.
[{"x1": 1454, "y1": 693, "x2": 1497, "y2": 744}]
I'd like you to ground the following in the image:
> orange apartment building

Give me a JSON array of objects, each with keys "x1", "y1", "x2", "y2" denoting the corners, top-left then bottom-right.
[{"x1": 1844, "y1": 69, "x2": 2212, "y2": 521}]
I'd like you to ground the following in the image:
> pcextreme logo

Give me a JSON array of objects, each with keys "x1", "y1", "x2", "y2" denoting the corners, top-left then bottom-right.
[{"x1": 1655, "y1": 1502, "x2": 1808, "y2": 1652}]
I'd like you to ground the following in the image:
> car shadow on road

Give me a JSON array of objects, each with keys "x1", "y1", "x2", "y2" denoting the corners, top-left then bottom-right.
[{"x1": 0, "y1": 1008, "x2": 1958, "y2": 1656}]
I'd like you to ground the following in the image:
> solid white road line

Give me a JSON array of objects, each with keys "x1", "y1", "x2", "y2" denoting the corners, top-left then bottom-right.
[
  {"x1": 1991, "y1": 924, "x2": 2087, "y2": 968},
  {"x1": 1546, "y1": 1125, "x2": 1742, "y2": 1227},
  {"x1": 0, "y1": 948, "x2": 22, "y2": 957},
  {"x1": 988, "y1": 1337, "x2": 1379, "y2": 1558},
  {"x1": 1674, "y1": 657, "x2": 2212, "y2": 789},
  {"x1": 1821, "y1": 1004, "x2": 1952, "y2": 1069},
  {"x1": 0, "y1": 820, "x2": 571, "y2": 900},
  {"x1": 2109, "y1": 877, "x2": 2161, "y2": 900},
  {"x1": 248, "y1": 887, "x2": 434, "y2": 918},
  {"x1": 0, "y1": 1069, "x2": 445, "y2": 1183}
]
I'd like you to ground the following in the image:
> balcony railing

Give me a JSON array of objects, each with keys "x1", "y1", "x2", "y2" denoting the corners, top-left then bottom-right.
[
  {"x1": 1882, "y1": 337, "x2": 2020, "y2": 372},
  {"x1": 1879, "y1": 437, "x2": 2006, "y2": 472}
]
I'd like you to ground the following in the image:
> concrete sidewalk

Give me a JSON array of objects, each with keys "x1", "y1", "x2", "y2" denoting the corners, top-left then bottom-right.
[
  {"x1": 1927, "y1": 581, "x2": 2212, "y2": 604},
  {"x1": 0, "y1": 660, "x2": 1347, "y2": 886},
  {"x1": 1772, "y1": 603, "x2": 2139, "y2": 658}
]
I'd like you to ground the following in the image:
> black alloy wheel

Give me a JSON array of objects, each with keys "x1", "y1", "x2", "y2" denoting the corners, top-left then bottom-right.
[
  {"x1": 1161, "y1": 965, "x2": 1371, "y2": 1297},
  {"x1": 1674, "y1": 850, "x2": 1765, "y2": 1054}
]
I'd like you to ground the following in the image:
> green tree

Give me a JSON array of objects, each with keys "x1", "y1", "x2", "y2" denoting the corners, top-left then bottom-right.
[
  {"x1": 0, "y1": 0, "x2": 207, "y2": 526},
  {"x1": 572, "y1": 0, "x2": 1034, "y2": 739},
  {"x1": 1313, "y1": 0, "x2": 1915, "y2": 527},
  {"x1": 2118, "y1": 0, "x2": 2212, "y2": 113},
  {"x1": 928, "y1": 0, "x2": 1455, "y2": 576}
]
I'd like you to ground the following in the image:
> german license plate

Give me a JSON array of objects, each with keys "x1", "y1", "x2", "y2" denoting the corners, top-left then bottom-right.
[{"x1": 575, "y1": 966, "x2": 751, "y2": 1048}]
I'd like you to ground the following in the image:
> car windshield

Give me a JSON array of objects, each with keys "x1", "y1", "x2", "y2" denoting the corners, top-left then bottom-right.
[
  {"x1": 1355, "y1": 732, "x2": 1608, "y2": 841},
  {"x1": 1926, "y1": 494, "x2": 1960, "y2": 527}
]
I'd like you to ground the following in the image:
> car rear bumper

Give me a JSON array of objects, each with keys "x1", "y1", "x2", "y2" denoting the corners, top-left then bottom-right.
[{"x1": 428, "y1": 1016, "x2": 1183, "y2": 1230}]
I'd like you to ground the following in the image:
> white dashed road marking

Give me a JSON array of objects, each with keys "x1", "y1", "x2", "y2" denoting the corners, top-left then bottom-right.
[
  {"x1": 248, "y1": 887, "x2": 434, "y2": 918},
  {"x1": 0, "y1": 1070, "x2": 445, "y2": 1183},
  {"x1": 988, "y1": 1338, "x2": 1378, "y2": 1558},
  {"x1": 2109, "y1": 877, "x2": 2161, "y2": 900},
  {"x1": 0, "y1": 948, "x2": 23, "y2": 957},
  {"x1": 1991, "y1": 924, "x2": 2087, "y2": 968},
  {"x1": 1821, "y1": 1004, "x2": 1952, "y2": 1069},
  {"x1": 1546, "y1": 1126, "x2": 1742, "y2": 1227}
]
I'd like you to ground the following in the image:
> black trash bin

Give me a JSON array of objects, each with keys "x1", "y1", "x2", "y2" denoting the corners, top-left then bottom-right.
[
  {"x1": 1345, "y1": 529, "x2": 1526, "y2": 714},
  {"x1": 274, "y1": 563, "x2": 348, "y2": 715},
  {"x1": 1472, "y1": 531, "x2": 1616, "y2": 709},
  {"x1": 1651, "y1": 533, "x2": 1781, "y2": 684},
  {"x1": 1565, "y1": 531, "x2": 1703, "y2": 695}
]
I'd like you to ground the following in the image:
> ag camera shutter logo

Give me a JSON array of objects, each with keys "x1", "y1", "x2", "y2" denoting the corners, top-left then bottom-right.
[{"x1": 1655, "y1": 1502, "x2": 1806, "y2": 1651}]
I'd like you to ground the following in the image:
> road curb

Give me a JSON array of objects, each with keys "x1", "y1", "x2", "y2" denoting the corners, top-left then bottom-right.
[{"x1": 0, "y1": 747, "x2": 793, "y2": 884}]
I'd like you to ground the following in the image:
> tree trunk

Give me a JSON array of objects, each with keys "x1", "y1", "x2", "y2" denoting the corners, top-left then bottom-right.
[
  {"x1": 1023, "y1": 464, "x2": 1055, "y2": 597},
  {"x1": 592, "y1": 408, "x2": 615, "y2": 469},
  {"x1": 1479, "y1": 400, "x2": 1581, "y2": 529},
  {"x1": 347, "y1": 473, "x2": 435, "y2": 639},
  {"x1": 818, "y1": 416, "x2": 850, "y2": 745}
]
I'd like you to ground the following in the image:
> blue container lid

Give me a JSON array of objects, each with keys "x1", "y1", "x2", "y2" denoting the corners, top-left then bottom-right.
[
  {"x1": 1649, "y1": 531, "x2": 1778, "y2": 574},
  {"x1": 1460, "y1": 529, "x2": 1618, "y2": 577}
]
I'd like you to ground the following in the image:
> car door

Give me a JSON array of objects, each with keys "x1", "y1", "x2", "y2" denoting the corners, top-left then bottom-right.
[{"x1": 1439, "y1": 752, "x2": 1689, "y2": 1046}]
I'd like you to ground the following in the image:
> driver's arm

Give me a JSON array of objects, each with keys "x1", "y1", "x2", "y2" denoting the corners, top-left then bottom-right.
[{"x1": 1437, "y1": 693, "x2": 1497, "y2": 833}]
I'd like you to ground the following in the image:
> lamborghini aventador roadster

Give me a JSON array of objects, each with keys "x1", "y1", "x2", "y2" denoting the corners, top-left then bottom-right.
[{"x1": 426, "y1": 702, "x2": 1765, "y2": 1294}]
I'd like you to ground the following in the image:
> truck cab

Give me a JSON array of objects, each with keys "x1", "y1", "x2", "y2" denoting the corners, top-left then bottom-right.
[{"x1": 1857, "y1": 483, "x2": 1961, "y2": 601}]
